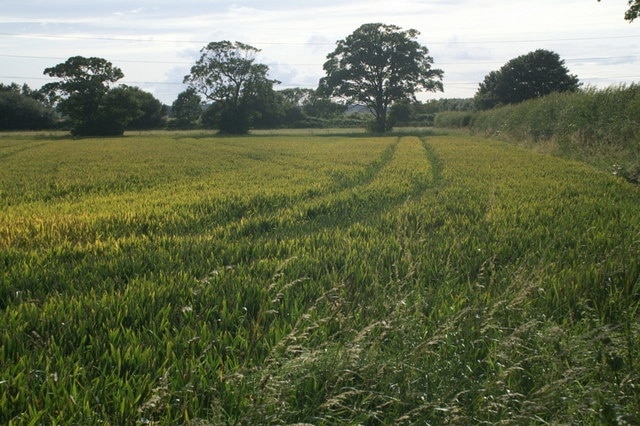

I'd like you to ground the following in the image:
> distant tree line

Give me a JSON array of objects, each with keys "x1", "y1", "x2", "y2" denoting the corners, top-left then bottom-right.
[
  {"x1": 1, "y1": 23, "x2": 447, "y2": 135},
  {"x1": 0, "y1": 23, "x2": 595, "y2": 135},
  {"x1": 0, "y1": 83, "x2": 57, "y2": 130},
  {"x1": 169, "y1": 85, "x2": 354, "y2": 132}
]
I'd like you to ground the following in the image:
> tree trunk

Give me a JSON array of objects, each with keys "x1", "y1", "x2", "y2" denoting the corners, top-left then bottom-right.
[{"x1": 374, "y1": 112, "x2": 386, "y2": 133}]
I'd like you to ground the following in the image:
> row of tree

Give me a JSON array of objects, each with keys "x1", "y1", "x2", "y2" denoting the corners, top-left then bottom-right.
[
  {"x1": 0, "y1": 74, "x2": 352, "y2": 135},
  {"x1": 1, "y1": 20, "x2": 608, "y2": 135}
]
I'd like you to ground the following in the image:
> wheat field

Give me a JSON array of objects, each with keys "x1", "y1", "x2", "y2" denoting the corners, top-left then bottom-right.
[{"x1": 1, "y1": 131, "x2": 639, "y2": 424}]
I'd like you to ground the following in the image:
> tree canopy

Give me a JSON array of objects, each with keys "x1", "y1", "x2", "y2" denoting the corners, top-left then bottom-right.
[
  {"x1": 42, "y1": 56, "x2": 142, "y2": 136},
  {"x1": 0, "y1": 83, "x2": 56, "y2": 130},
  {"x1": 123, "y1": 86, "x2": 166, "y2": 130},
  {"x1": 474, "y1": 49, "x2": 580, "y2": 110},
  {"x1": 319, "y1": 23, "x2": 443, "y2": 133},
  {"x1": 170, "y1": 88, "x2": 202, "y2": 129},
  {"x1": 626, "y1": 0, "x2": 640, "y2": 21},
  {"x1": 184, "y1": 41, "x2": 279, "y2": 134}
]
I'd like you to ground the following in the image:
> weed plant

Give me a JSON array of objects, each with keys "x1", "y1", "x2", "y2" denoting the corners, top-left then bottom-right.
[{"x1": 1, "y1": 132, "x2": 639, "y2": 424}]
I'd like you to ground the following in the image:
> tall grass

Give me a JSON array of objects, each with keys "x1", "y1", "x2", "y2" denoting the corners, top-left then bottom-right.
[
  {"x1": 1, "y1": 132, "x2": 639, "y2": 424},
  {"x1": 466, "y1": 84, "x2": 640, "y2": 182},
  {"x1": 433, "y1": 110, "x2": 474, "y2": 128}
]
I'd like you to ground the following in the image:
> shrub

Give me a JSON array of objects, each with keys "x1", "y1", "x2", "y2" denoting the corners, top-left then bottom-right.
[
  {"x1": 434, "y1": 111, "x2": 473, "y2": 128},
  {"x1": 0, "y1": 91, "x2": 57, "y2": 130},
  {"x1": 469, "y1": 84, "x2": 640, "y2": 150}
]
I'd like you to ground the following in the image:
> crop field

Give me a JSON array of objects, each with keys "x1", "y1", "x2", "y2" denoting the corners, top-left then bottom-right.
[{"x1": 1, "y1": 131, "x2": 639, "y2": 424}]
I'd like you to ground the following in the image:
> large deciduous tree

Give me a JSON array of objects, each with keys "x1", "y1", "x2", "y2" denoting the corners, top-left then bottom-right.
[
  {"x1": 42, "y1": 56, "x2": 141, "y2": 136},
  {"x1": 184, "y1": 41, "x2": 279, "y2": 134},
  {"x1": 474, "y1": 49, "x2": 580, "y2": 110},
  {"x1": 319, "y1": 23, "x2": 443, "y2": 133}
]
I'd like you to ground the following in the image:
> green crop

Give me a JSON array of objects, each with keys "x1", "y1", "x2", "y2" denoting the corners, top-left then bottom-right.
[
  {"x1": 466, "y1": 84, "x2": 640, "y2": 183},
  {"x1": 1, "y1": 131, "x2": 639, "y2": 424}
]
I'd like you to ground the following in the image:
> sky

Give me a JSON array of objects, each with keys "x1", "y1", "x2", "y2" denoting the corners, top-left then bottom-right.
[{"x1": 1, "y1": 0, "x2": 638, "y2": 105}]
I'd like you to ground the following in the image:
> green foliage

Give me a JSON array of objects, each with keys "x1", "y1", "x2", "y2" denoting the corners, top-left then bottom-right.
[
  {"x1": 425, "y1": 97, "x2": 475, "y2": 112},
  {"x1": 319, "y1": 23, "x2": 443, "y2": 133},
  {"x1": 170, "y1": 88, "x2": 203, "y2": 129},
  {"x1": 434, "y1": 110, "x2": 473, "y2": 128},
  {"x1": 42, "y1": 56, "x2": 143, "y2": 136},
  {"x1": 91, "y1": 86, "x2": 145, "y2": 136},
  {"x1": 0, "y1": 89, "x2": 56, "y2": 131},
  {"x1": 475, "y1": 49, "x2": 580, "y2": 110},
  {"x1": 123, "y1": 87, "x2": 166, "y2": 130},
  {"x1": 626, "y1": 0, "x2": 640, "y2": 20},
  {"x1": 390, "y1": 99, "x2": 474, "y2": 128},
  {"x1": 184, "y1": 41, "x2": 279, "y2": 134},
  {"x1": 245, "y1": 83, "x2": 287, "y2": 130},
  {"x1": 42, "y1": 56, "x2": 120, "y2": 125},
  {"x1": 469, "y1": 84, "x2": 640, "y2": 181},
  {"x1": 1, "y1": 131, "x2": 639, "y2": 424},
  {"x1": 274, "y1": 88, "x2": 348, "y2": 128},
  {"x1": 389, "y1": 100, "x2": 432, "y2": 127}
]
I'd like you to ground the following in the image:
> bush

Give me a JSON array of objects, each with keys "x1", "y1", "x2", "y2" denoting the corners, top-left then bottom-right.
[
  {"x1": 464, "y1": 84, "x2": 640, "y2": 181},
  {"x1": 0, "y1": 91, "x2": 57, "y2": 130},
  {"x1": 434, "y1": 111, "x2": 473, "y2": 128},
  {"x1": 469, "y1": 84, "x2": 640, "y2": 150}
]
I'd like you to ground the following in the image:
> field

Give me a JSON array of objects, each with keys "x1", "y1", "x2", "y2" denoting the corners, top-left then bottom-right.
[
  {"x1": 435, "y1": 84, "x2": 640, "y2": 184},
  {"x1": 1, "y1": 130, "x2": 639, "y2": 424}
]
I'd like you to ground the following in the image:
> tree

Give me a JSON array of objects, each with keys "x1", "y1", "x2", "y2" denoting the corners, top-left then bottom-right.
[
  {"x1": 474, "y1": 70, "x2": 503, "y2": 110},
  {"x1": 243, "y1": 77, "x2": 286, "y2": 129},
  {"x1": 184, "y1": 41, "x2": 279, "y2": 134},
  {"x1": 474, "y1": 49, "x2": 580, "y2": 110},
  {"x1": 319, "y1": 23, "x2": 443, "y2": 133},
  {"x1": 0, "y1": 84, "x2": 56, "y2": 130},
  {"x1": 171, "y1": 88, "x2": 202, "y2": 128},
  {"x1": 123, "y1": 87, "x2": 166, "y2": 130},
  {"x1": 42, "y1": 56, "x2": 140, "y2": 136},
  {"x1": 279, "y1": 88, "x2": 347, "y2": 123},
  {"x1": 93, "y1": 86, "x2": 144, "y2": 135},
  {"x1": 301, "y1": 90, "x2": 347, "y2": 119},
  {"x1": 626, "y1": 0, "x2": 640, "y2": 20}
]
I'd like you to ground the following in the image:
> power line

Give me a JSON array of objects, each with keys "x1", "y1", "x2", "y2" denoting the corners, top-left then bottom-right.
[
  {"x1": 0, "y1": 32, "x2": 333, "y2": 45},
  {"x1": 1, "y1": 53, "x2": 636, "y2": 68},
  {"x1": 1, "y1": 31, "x2": 639, "y2": 46},
  {"x1": 0, "y1": 54, "x2": 193, "y2": 65},
  {"x1": 0, "y1": 53, "x2": 322, "y2": 67}
]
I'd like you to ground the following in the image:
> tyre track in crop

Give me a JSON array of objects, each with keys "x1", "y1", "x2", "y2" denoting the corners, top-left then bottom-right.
[
  {"x1": 84, "y1": 137, "x2": 402, "y2": 242},
  {"x1": 80, "y1": 137, "x2": 425, "y2": 244},
  {"x1": 0, "y1": 141, "x2": 50, "y2": 160},
  {"x1": 323, "y1": 135, "x2": 440, "y2": 225},
  {"x1": 221, "y1": 137, "x2": 402, "y2": 238},
  {"x1": 224, "y1": 136, "x2": 441, "y2": 239},
  {"x1": 420, "y1": 137, "x2": 443, "y2": 188},
  {"x1": 330, "y1": 138, "x2": 399, "y2": 190}
]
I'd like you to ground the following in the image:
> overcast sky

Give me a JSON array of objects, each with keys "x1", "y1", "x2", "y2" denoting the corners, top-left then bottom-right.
[{"x1": 1, "y1": 0, "x2": 638, "y2": 104}]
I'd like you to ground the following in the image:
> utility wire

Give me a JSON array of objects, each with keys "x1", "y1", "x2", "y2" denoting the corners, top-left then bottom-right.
[
  {"x1": 1, "y1": 31, "x2": 639, "y2": 45},
  {"x1": 1, "y1": 53, "x2": 636, "y2": 67}
]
